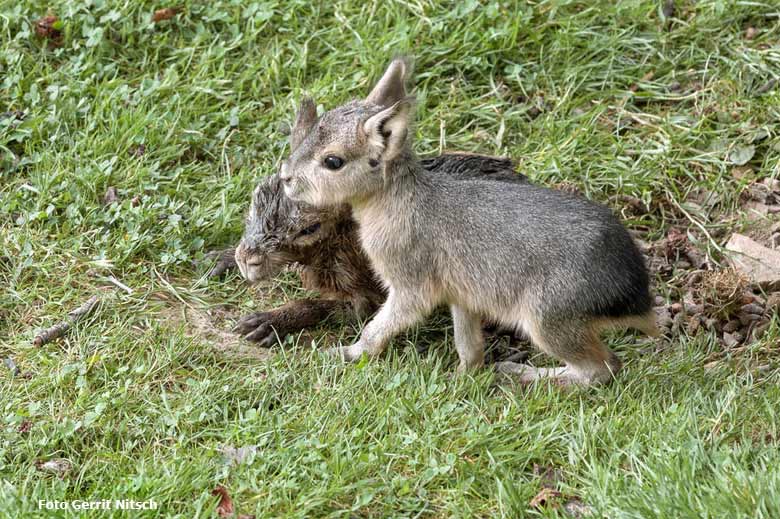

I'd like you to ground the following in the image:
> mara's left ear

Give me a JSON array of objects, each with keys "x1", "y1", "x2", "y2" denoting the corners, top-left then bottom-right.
[
  {"x1": 290, "y1": 97, "x2": 317, "y2": 151},
  {"x1": 366, "y1": 58, "x2": 412, "y2": 108},
  {"x1": 362, "y1": 97, "x2": 414, "y2": 161}
]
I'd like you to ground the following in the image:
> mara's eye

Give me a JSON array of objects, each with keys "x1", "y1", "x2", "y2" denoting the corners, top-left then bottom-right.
[
  {"x1": 298, "y1": 222, "x2": 321, "y2": 236},
  {"x1": 323, "y1": 155, "x2": 344, "y2": 170}
]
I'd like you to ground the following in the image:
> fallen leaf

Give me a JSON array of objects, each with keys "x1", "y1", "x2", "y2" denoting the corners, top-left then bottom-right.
[
  {"x1": 103, "y1": 186, "x2": 119, "y2": 205},
  {"x1": 730, "y1": 166, "x2": 753, "y2": 181},
  {"x1": 3, "y1": 357, "x2": 20, "y2": 376},
  {"x1": 563, "y1": 497, "x2": 594, "y2": 519},
  {"x1": 18, "y1": 420, "x2": 32, "y2": 434},
  {"x1": 35, "y1": 459, "x2": 71, "y2": 477},
  {"x1": 34, "y1": 15, "x2": 63, "y2": 44},
  {"x1": 532, "y1": 463, "x2": 564, "y2": 488},
  {"x1": 131, "y1": 144, "x2": 146, "y2": 157},
  {"x1": 729, "y1": 145, "x2": 755, "y2": 166},
  {"x1": 218, "y1": 445, "x2": 257, "y2": 466},
  {"x1": 152, "y1": 7, "x2": 181, "y2": 23},
  {"x1": 212, "y1": 485, "x2": 234, "y2": 518},
  {"x1": 725, "y1": 234, "x2": 780, "y2": 289},
  {"x1": 529, "y1": 487, "x2": 563, "y2": 509},
  {"x1": 630, "y1": 71, "x2": 655, "y2": 92}
]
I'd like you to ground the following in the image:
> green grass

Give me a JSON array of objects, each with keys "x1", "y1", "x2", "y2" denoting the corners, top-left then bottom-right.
[{"x1": 2, "y1": 0, "x2": 780, "y2": 517}]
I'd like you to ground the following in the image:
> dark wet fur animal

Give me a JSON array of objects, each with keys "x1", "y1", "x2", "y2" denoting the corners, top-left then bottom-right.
[{"x1": 226, "y1": 153, "x2": 527, "y2": 346}]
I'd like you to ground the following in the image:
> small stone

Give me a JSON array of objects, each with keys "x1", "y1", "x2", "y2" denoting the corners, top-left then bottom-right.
[
  {"x1": 723, "y1": 320, "x2": 741, "y2": 333},
  {"x1": 740, "y1": 293, "x2": 756, "y2": 304},
  {"x1": 744, "y1": 201, "x2": 769, "y2": 221},
  {"x1": 655, "y1": 306, "x2": 673, "y2": 329},
  {"x1": 670, "y1": 302, "x2": 683, "y2": 314},
  {"x1": 684, "y1": 302, "x2": 704, "y2": 315},
  {"x1": 745, "y1": 26, "x2": 758, "y2": 40},
  {"x1": 741, "y1": 303, "x2": 764, "y2": 316},
  {"x1": 723, "y1": 333, "x2": 739, "y2": 348},
  {"x1": 752, "y1": 320, "x2": 771, "y2": 339},
  {"x1": 738, "y1": 313, "x2": 762, "y2": 326}
]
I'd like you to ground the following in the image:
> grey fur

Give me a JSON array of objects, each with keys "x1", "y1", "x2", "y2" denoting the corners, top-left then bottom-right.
[
  {"x1": 233, "y1": 153, "x2": 527, "y2": 345},
  {"x1": 281, "y1": 59, "x2": 657, "y2": 384}
]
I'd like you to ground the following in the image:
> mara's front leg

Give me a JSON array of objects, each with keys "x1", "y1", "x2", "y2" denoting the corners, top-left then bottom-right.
[{"x1": 330, "y1": 289, "x2": 427, "y2": 362}]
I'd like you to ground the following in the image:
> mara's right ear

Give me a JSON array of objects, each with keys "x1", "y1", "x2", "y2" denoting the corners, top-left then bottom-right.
[{"x1": 290, "y1": 97, "x2": 317, "y2": 150}]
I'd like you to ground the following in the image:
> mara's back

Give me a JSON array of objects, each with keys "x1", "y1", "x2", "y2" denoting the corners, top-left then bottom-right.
[{"x1": 404, "y1": 172, "x2": 652, "y2": 320}]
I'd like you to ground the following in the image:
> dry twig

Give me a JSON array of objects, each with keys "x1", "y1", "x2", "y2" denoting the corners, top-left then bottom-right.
[{"x1": 33, "y1": 296, "x2": 101, "y2": 346}]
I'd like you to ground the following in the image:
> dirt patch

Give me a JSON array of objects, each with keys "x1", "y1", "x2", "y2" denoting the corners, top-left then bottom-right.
[{"x1": 161, "y1": 304, "x2": 271, "y2": 361}]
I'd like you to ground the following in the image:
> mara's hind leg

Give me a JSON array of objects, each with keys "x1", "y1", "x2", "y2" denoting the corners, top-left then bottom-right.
[
  {"x1": 497, "y1": 319, "x2": 621, "y2": 386},
  {"x1": 451, "y1": 305, "x2": 485, "y2": 372}
]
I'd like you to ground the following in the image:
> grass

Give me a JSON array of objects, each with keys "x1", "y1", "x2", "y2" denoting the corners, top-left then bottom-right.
[{"x1": 2, "y1": 0, "x2": 780, "y2": 517}]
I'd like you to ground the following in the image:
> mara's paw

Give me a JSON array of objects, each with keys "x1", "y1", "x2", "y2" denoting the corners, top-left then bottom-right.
[
  {"x1": 324, "y1": 343, "x2": 366, "y2": 363},
  {"x1": 494, "y1": 362, "x2": 577, "y2": 387},
  {"x1": 494, "y1": 361, "x2": 545, "y2": 386},
  {"x1": 233, "y1": 311, "x2": 287, "y2": 347}
]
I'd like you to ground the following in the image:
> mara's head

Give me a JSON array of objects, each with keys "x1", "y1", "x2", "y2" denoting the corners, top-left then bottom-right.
[
  {"x1": 281, "y1": 58, "x2": 415, "y2": 206},
  {"x1": 235, "y1": 173, "x2": 350, "y2": 283}
]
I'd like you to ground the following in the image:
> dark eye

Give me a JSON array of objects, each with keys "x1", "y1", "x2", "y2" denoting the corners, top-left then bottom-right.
[
  {"x1": 323, "y1": 156, "x2": 344, "y2": 170},
  {"x1": 298, "y1": 222, "x2": 321, "y2": 236}
]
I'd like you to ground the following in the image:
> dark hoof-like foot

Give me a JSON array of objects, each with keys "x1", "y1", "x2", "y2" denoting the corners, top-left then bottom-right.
[
  {"x1": 233, "y1": 311, "x2": 288, "y2": 348},
  {"x1": 207, "y1": 248, "x2": 237, "y2": 278}
]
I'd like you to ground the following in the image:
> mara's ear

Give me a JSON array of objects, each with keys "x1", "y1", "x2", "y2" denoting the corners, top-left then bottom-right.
[
  {"x1": 290, "y1": 97, "x2": 317, "y2": 150},
  {"x1": 366, "y1": 58, "x2": 412, "y2": 108},
  {"x1": 362, "y1": 97, "x2": 414, "y2": 161}
]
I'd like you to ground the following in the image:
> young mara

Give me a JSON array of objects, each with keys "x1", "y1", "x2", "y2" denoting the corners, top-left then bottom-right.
[
  {"x1": 280, "y1": 58, "x2": 657, "y2": 385},
  {"x1": 231, "y1": 153, "x2": 526, "y2": 346}
]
